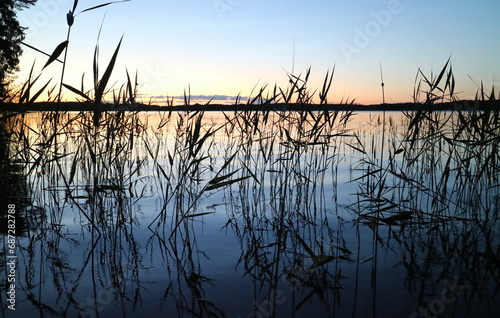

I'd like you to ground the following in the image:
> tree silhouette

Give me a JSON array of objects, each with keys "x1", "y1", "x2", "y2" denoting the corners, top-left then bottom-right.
[{"x1": 0, "y1": 0, "x2": 37, "y2": 101}]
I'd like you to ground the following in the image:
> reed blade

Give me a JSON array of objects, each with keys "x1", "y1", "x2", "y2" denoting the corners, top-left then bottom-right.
[{"x1": 42, "y1": 41, "x2": 68, "y2": 70}]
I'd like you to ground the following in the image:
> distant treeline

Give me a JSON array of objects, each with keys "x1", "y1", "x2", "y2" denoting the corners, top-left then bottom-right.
[{"x1": 1, "y1": 100, "x2": 499, "y2": 112}]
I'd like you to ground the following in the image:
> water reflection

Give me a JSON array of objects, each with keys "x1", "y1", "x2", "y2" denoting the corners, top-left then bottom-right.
[{"x1": 0, "y1": 110, "x2": 499, "y2": 317}]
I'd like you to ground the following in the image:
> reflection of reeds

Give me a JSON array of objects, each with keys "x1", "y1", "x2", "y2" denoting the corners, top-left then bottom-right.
[
  {"x1": 1, "y1": 108, "x2": 151, "y2": 316},
  {"x1": 344, "y1": 61, "x2": 500, "y2": 315}
]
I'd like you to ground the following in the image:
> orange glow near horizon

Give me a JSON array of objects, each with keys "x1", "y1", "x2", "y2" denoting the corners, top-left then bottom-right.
[{"x1": 12, "y1": 0, "x2": 499, "y2": 107}]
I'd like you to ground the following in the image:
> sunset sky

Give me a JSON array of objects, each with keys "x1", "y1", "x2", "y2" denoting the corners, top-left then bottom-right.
[{"x1": 15, "y1": 0, "x2": 500, "y2": 105}]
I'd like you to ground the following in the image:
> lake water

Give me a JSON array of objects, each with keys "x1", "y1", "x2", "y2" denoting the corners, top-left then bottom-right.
[{"x1": 1, "y1": 110, "x2": 499, "y2": 317}]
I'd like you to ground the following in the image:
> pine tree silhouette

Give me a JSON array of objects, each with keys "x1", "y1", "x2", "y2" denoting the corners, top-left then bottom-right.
[{"x1": 0, "y1": 0, "x2": 37, "y2": 101}]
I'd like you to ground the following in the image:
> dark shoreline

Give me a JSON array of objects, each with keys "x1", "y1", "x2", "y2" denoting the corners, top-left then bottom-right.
[{"x1": 1, "y1": 100, "x2": 499, "y2": 112}]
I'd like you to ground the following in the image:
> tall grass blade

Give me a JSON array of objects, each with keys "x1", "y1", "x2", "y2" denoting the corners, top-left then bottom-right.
[
  {"x1": 77, "y1": 0, "x2": 130, "y2": 15},
  {"x1": 62, "y1": 83, "x2": 91, "y2": 101},
  {"x1": 95, "y1": 36, "x2": 123, "y2": 104},
  {"x1": 28, "y1": 80, "x2": 52, "y2": 104},
  {"x1": 205, "y1": 176, "x2": 250, "y2": 191},
  {"x1": 295, "y1": 234, "x2": 317, "y2": 261},
  {"x1": 68, "y1": 147, "x2": 79, "y2": 185},
  {"x1": 319, "y1": 66, "x2": 335, "y2": 105},
  {"x1": 21, "y1": 42, "x2": 63, "y2": 63},
  {"x1": 208, "y1": 169, "x2": 240, "y2": 185},
  {"x1": 42, "y1": 41, "x2": 68, "y2": 70},
  {"x1": 183, "y1": 212, "x2": 214, "y2": 219},
  {"x1": 126, "y1": 69, "x2": 134, "y2": 103},
  {"x1": 432, "y1": 57, "x2": 450, "y2": 91}
]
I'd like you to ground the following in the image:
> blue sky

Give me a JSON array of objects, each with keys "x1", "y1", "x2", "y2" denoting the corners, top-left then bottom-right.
[{"x1": 15, "y1": 0, "x2": 500, "y2": 105}]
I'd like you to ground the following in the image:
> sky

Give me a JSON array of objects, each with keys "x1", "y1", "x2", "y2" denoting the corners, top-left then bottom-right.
[{"x1": 14, "y1": 0, "x2": 500, "y2": 105}]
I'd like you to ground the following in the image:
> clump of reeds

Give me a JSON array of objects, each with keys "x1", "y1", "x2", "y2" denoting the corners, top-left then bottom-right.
[{"x1": 348, "y1": 58, "x2": 500, "y2": 228}]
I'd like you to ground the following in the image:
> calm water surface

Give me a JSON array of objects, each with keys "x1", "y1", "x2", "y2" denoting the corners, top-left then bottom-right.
[{"x1": 1, "y1": 110, "x2": 499, "y2": 317}]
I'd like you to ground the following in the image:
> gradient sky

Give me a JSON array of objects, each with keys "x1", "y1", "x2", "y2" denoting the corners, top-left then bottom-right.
[{"x1": 15, "y1": 0, "x2": 500, "y2": 105}]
